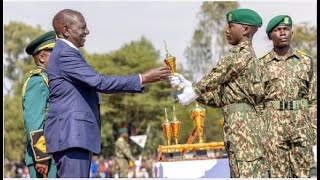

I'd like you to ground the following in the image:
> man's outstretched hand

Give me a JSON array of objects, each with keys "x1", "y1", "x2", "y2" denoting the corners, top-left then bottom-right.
[{"x1": 141, "y1": 66, "x2": 172, "y2": 84}]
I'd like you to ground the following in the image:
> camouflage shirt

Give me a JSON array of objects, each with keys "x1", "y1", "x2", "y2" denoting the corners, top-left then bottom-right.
[
  {"x1": 195, "y1": 40, "x2": 264, "y2": 107},
  {"x1": 258, "y1": 47, "x2": 317, "y2": 134},
  {"x1": 115, "y1": 137, "x2": 135, "y2": 161}
]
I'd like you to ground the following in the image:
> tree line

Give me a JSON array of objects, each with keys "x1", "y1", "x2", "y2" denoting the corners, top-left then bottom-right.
[{"x1": 4, "y1": 1, "x2": 316, "y2": 162}]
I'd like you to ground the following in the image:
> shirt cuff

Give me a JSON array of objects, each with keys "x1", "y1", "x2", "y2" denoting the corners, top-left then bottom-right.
[{"x1": 139, "y1": 74, "x2": 143, "y2": 85}]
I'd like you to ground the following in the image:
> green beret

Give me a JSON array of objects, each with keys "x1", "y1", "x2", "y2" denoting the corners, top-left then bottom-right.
[
  {"x1": 26, "y1": 31, "x2": 56, "y2": 55},
  {"x1": 266, "y1": 15, "x2": 292, "y2": 33},
  {"x1": 226, "y1": 8, "x2": 262, "y2": 27},
  {"x1": 118, "y1": 128, "x2": 128, "y2": 135}
]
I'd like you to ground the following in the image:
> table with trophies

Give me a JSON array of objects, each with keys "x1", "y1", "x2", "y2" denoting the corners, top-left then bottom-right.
[{"x1": 154, "y1": 43, "x2": 230, "y2": 178}]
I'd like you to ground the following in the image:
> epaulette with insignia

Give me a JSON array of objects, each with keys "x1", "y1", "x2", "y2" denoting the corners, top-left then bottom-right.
[
  {"x1": 296, "y1": 50, "x2": 312, "y2": 59},
  {"x1": 29, "y1": 68, "x2": 43, "y2": 75},
  {"x1": 22, "y1": 68, "x2": 48, "y2": 97}
]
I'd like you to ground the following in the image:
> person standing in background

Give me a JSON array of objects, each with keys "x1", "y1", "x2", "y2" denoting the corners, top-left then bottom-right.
[
  {"x1": 22, "y1": 31, "x2": 57, "y2": 178},
  {"x1": 258, "y1": 15, "x2": 316, "y2": 177},
  {"x1": 115, "y1": 128, "x2": 136, "y2": 178}
]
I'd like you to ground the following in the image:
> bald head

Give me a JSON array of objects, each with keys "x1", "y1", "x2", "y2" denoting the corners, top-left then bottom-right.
[
  {"x1": 53, "y1": 9, "x2": 82, "y2": 37},
  {"x1": 52, "y1": 9, "x2": 89, "y2": 48}
]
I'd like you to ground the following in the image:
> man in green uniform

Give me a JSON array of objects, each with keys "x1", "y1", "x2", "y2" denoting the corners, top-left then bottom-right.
[
  {"x1": 115, "y1": 128, "x2": 136, "y2": 178},
  {"x1": 169, "y1": 9, "x2": 266, "y2": 178},
  {"x1": 22, "y1": 31, "x2": 57, "y2": 178},
  {"x1": 258, "y1": 15, "x2": 316, "y2": 178}
]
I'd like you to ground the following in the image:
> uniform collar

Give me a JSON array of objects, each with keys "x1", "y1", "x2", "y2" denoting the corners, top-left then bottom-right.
[
  {"x1": 230, "y1": 40, "x2": 252, "y2": 53},
  {"x1": 37, "y1": 66, "x2": 47, "y2": 71},
  {"x1": 267, "y1": 46, "x2": 299, "y2": 62}
]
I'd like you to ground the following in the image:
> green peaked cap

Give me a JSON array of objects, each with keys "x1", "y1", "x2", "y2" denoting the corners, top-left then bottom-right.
[{"x1": 25, "y1": 31, "x2": 56, "y2": 55}]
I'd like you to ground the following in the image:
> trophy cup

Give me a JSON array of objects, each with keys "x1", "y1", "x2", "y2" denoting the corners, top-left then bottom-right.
[
  {"x1": 163, "y1": 41, "x2": 176, "y2": 74},
  {"x1": 190, "y1": 102, "x2": 206, "y2": 143},
  {"x1": 190, "y1": 102, "x2": 207, "y2": 156},
  {"x1": 170, "y1": 105, "x2": 181, "y2": 145},
  {"x1": 162, "y1": 107, "x2": 172, "y2": 146},
  {"x1": 170, "y1": 105, "x2": 182, "y2": 158},
  {"x1": 163, "y1": 41, "x2": 182, "y2": 90}
]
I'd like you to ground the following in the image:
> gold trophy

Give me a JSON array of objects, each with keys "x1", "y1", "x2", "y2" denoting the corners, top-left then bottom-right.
[
  {"x1": 190, "y1": 102, "x2": 206, "y2": 143},
  {"x1": 163, "y1": 41, "x2": 177, "y2": 74},
  {"x1": 170, "y1": 105, "x2": 181, "y2": 145},
  {"x1": 162, "y1": 107, "x2": 172, "y2": 146},
  {"x1": 163, "y1": 41, "x2": 182, "y2": 90}
]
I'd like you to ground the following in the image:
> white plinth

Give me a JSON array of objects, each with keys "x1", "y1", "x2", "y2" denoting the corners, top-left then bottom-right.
[{"x1": 155, "y1": 158, "x2": 230, "y2": 178}]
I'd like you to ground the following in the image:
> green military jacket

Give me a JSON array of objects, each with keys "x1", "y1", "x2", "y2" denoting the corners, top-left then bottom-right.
[
  {"x1": 195, "y1": 40, "x2": 264, "y2": 107},
  {"x1": 258, "y1": 48, "x2": 317, "y2": 144},
  {"x1": 115, "y1": 137, "x2": 135, "y2": 162},
  {"x1": 22, "y1": 68, "x2": 52, "y2": 166}
]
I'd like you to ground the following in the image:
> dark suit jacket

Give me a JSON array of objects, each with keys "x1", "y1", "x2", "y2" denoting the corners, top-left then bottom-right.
[{"x1": 44, "y1": 39, "x2": 143, "y2": 154}]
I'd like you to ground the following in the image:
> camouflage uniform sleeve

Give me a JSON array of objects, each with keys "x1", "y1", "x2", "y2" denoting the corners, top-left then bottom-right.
[
  {"x1": 194, "y1": 50, "x2": 251, "y2": 95},
  {"x1": 196, "y1": 85, "x2": 222, "y2": 108},
  {"x1": 23, "y1": 76, "x2": 49, "y2": 142},
  {"x1": 308, "y1": 61, "x2": 317, "y2": 145},
  {"x1": 119, "y1": 141, "x2": 135, "y2": 162},
  {"x1": 254, "y1": 59, "x2": 265, "y2": 116}
]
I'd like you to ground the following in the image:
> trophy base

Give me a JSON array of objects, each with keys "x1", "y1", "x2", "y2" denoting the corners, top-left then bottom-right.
[
  {"x1": 195, "y1": 149, "x2": 208, "y2": 157},
  {"x1": 163, "y1": 152, "x2": 182, "y2": 159}
]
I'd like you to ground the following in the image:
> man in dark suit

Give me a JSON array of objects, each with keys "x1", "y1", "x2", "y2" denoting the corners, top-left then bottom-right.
[{"x1": 44, "y1": 8, "x2": 171, "y2": 178}]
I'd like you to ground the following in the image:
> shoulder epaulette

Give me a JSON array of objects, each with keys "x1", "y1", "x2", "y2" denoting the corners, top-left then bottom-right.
[
  {"x1": 29, "y1": 68, "x2": 43, "y2": 75},
  {"x1": 22, "y1": 68, "x2": 48, "y2": 97},
  {"x1": 259, "y1": 52, "x2": 269, "y2": 60},
  {"x1": 296, "y1": 50, "x2": 312, "y2": 59}
]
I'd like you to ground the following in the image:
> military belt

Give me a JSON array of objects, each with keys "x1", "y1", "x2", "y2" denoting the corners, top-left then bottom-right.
[
  {"x1": 265, "y1": 99, "x2": 309, "y2": 110},
  {"x1": 223, "y1": 103, "x2": 255, "y2": 114}
]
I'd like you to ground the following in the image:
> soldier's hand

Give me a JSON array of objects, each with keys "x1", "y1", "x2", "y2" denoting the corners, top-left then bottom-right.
[
  {"x1": 175, "y1": 73, "x2": 192, "y2": 88},
  {"x1": 35, "y1": 160, "x2": 49, "y2": 176},
  {"x1": 168, "y1": 75, "x2": 180, "y2": 88},
  {"x1": 177, "y1": 86, "x2": 199, "y2": 106},
  {"x1": 141, "y1": 66, "x2": 172, "y2": 85}
]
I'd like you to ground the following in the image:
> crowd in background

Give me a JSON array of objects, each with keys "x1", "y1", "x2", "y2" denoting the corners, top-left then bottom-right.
[
  {"x1": 4, "y1": 153, "x2": 317, "y2": 178},
  {"x1": 4, "y1": 154, "x2": 158, "y2": 178},
  {"x1": 89, "y1": 155, "x2": 157, "y2": 178}
]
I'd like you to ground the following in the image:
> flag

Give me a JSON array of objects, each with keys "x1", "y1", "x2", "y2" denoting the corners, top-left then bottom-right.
[{"x1": 130, "y1": 135, "x2": 148, "y2": 148}]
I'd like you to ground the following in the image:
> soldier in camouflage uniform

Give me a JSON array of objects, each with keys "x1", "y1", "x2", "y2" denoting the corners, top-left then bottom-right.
[
  {"x1": 258, "y1": 15, "x2": 316, "y2": 178},
  {"x1": 115, "y1": 128, "x2": 136, "y2": 178},
  {"x1": 22, "y1": 31, "x2": 57, "y2": 178},
  {"x1": 169, "y1": 9, "x2": 266, "y2": 178}
]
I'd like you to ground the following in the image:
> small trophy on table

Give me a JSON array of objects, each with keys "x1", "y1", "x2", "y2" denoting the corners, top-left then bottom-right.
[
  {"x1": 190, "y1": 102, "x2": 207, "y2": 156},
  {"x1": 190, "y1": 102, "x2": 206, "y2": 144},
  {"x1": 162, "y1": 107, "x2": 172, "y2": 146},
  {"x1": 169, "y1": 105, "x2": 182, "y2": 158},
  {"x1": 170, "y1": 105, "x2": 181, "y2": 145}
]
